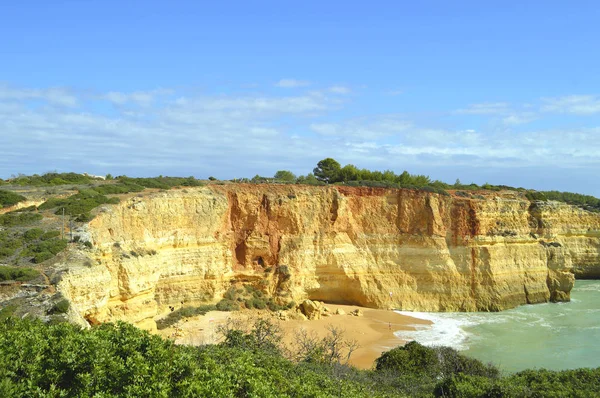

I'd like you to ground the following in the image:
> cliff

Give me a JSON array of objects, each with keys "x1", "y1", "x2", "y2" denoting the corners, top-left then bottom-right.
[{"x1": 56, "y1": 185, "x2": 600, "y2": 329}]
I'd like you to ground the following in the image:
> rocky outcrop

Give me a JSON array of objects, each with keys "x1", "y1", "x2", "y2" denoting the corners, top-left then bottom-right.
[{"x1": 56, "y1": 185, "x2": 600, "y2": 330}]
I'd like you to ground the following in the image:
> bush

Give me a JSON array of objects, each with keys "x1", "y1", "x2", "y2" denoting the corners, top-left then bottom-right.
[
  {"x1": 0, "y1": 190, "x2": 27, "y2": 208},
  {"x1": 278, "y1": 265, "x2": 291, "y2": 278},
  {"x1": 0, "y1": 266, "x2": 39, "y2": 282},
  {"x1": 156, "y1": 304, "x2": 217, "y2": 330},
  {"x1": 23, "y1": 228, "x2": 44, "y2": 241},
  {"x1": 40, "y1": 231, "x2": 60, "y2": 240},
  {"x1": 0, "y1": 305, "x2": 17, "y2": 321},
  {"x1": 216, "y1": 299, "x2": 240, "y2": 311},
  {"x1": 0, "y1": 234, "x2": 23, "y2": 258},
  {"x1": 0, "y1": 212, "x2": 42, "y2": 227},
  {"x1": 376, "y1": 342, "x2": 499, "y2": 381},
  {"x1": 92, "y1": 182, "x2": 144, "y2": 195},
  {"x1": 376, "y1": 341, "x2": 441, "y2": 377},
  {"x1": 0, "y1": 318, "x2": 384, "y2": 397},
  {"x1": 434, "y1": 346, "x2": 499, "y2": 379},
  {"x1": 48, "y1": 299, "x2": 70, "y2": 314},
  {"x1": 526, "y1": 191, "x2": 548, "y2": 201},
  {"x1": 31, "y1": 239, "x2": 68, "y2": 255},
  {"x1": 33, "y1": 251, "x2": 54, "y2": 263}
]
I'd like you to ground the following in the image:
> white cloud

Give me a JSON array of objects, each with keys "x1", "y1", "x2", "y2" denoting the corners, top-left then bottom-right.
[
  {"x1": 275, "y1": 79, "x2": 311, "y2": 88},
  {"x1": 0, "y1": 85, "x2": 343, "y2": 178},
  {"x1": 455, "y1": 102, "x2": 510, "y2": 115},
  {"x1": 455, "y1": 101, "x2": 537, "y2": 126},
  {"x1": 101, "y1": 89, "x2": 172, "y2": 106},
  {"x1": 310, "y1": 117, "x2": 411, "y2": 139},
  {"x1": 502, "y1": 112, "x2": 537, "y2": 125},
  {"x1": 2, "y1": 83, "x2": 600, "y2": 197},
  {"x1": 541, "y1": 95, "x2": 600, "y2": 115},
  {"x1": 328, "y1": 85, "x2": 352, "y2": 95},
  {"x1": 0, "y1": 84, "x2": 78, "y2": 107}
]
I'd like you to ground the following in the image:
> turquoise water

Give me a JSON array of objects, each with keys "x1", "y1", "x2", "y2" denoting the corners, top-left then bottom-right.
[{"x1": 395, "y1": 280, "x2": 600, "y2": 372}]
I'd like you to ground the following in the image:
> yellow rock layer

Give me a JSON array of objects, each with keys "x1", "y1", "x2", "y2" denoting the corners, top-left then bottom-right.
[{"x1": 57, "y1": 185, "x2": 600, "y2": 330}]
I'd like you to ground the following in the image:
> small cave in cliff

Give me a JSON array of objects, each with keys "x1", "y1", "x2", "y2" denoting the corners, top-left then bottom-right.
[
  {"x1": 235, "y1": 241, "x2": 247, "y2": 266},
  {"x1": 253, "y1": 256, "x2": 265, "y2": 268}
]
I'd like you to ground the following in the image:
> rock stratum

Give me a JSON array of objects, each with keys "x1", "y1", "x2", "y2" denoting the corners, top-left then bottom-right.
[{"x1": 56, "y1": 185, "x2": 600, "y2": 330}]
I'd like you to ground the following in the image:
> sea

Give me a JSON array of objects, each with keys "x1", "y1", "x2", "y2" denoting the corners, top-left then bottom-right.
[{"x1": 395, "y1": 280, "x2": 600, "y2": 373}]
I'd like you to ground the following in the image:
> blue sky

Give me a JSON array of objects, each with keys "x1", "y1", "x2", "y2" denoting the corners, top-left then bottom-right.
[{"x1": 2, "y1": 1, "x2": 600, "y2": 195}]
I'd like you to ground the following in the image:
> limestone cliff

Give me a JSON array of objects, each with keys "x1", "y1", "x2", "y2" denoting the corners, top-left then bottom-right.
[{"x1": 56, "y1": 185, "x2": 600, "y2": 329}]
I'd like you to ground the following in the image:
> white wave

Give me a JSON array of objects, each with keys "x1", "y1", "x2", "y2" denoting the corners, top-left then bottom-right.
[
  {"x1": 394, "y1": 309, "x2": 547, "y2": 350},
  {"x1": 394, "y1": 311, "x2": 476, "y2": 350},
  {"x1": 573, "y1": 284, "x2": 600, "y2": 292}
]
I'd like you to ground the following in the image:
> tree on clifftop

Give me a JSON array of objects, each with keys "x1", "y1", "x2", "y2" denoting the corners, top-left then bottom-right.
[
  {"x1": 273, "y1": 170, "x2": 296, "y2": 182},
  {"x1": 313, "y1": 158, "x2": 341, "y2": 183}
]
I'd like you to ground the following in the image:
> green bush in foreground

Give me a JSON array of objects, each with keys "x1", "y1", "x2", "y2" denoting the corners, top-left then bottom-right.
[
  {"x1": 0, "y1": 318, "x2": 384, "y2": 397},
  {"x1": 0, "y1": 318, "x2": 599, "y2": 397}
]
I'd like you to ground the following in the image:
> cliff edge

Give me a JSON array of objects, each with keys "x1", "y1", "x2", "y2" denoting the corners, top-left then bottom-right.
[{"x1": 56, "y1": 184, "x2": 600, "y2": 329}]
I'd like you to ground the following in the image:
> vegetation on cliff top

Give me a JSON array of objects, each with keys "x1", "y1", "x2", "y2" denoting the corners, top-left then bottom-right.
[
  {"x1": 2, "y1": 164, "x2": 599, "y2": 212},
  {"x1": 0, "y1": 316, "x2": 598, "y2": 397},
  {"x1": 264, "y1": 158, "x2": 600, "y2": 211}
]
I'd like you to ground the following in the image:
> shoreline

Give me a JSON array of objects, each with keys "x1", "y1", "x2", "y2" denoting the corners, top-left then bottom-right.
[{"x1": 157, "y1": 304, "x2": 432, "y2": 369}]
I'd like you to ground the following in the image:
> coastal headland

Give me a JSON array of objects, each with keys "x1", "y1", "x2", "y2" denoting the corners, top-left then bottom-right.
[{"x1": 54, "y1": 183, "x2": 600, "y2": 331}]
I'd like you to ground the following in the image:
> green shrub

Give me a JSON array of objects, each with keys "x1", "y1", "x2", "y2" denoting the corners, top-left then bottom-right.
[
  {"x1": 156, "y1": 304, "x2": 217, "y2": 330},
  {"x1": 0, "y1": 266, "x2": 39, "y2": 281},
  {"x1": 0, "y1": 318, "x2": 384, "y2": 397},
  {"x1": 33, "y1": 251, "x2": 54, "y2": 263},
  {"x1": 434, "y1": 346, "x2": 499, "y2": 379},
  {"x1": 250, "y1": 297, "x2": 267, "y2": 309},
  {"x1": 40, "y1": 190, "x2": 115, "y2": 220},
  {"x1": 0, "y1": 234, "x2": 23, "y2": 258},
  {"x1": 23, "y1": 228, "x2": 44, "y2": 241},
  {"x1": 0, "y1": 190, "x2": 27, "y2": 208},
  {"x1": 30, "y1": 238, "x2": 68, "y2": 255},
  {"x1": 526, "y1": 191, "x2": 548, "y2": 201},
  {"x1": 376, "y1": 341, "x2": 441, "y2": 378},
  {"x1": 40, "y1": 231, "x2": 60, "y2": 240},
  {"x1": 216, "y1": 299, "x2": 240, "y2": 311},
  {"x1": 0, "y1": 304, "x2": 17, "y2": 321},
  {"x1": 0, "y1": 212, "x2": 42, "y2": 227},
  {"x1": 48, "y1": 299, "x2": 70, "y2": 314},
  {"x1": 92, "y1": 182, "x2": 144, "y2": 195},
  {"x1": 223, "y1": 287, "x2": 237, "y2": 301},
  {"x1": 0, "y1": 247, "x2": 15, "y2": 258},
  {"x1": 9, "y1": 172, "x2": 93, "y2": 186},
  {"x1": 75, "y1": 213, "x2": 94, "y2": 222}
]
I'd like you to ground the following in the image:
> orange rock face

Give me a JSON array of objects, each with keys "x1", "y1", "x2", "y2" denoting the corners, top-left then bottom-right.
[{"x1": 57, "y1": 185, "x2": 600, "y2": 329}]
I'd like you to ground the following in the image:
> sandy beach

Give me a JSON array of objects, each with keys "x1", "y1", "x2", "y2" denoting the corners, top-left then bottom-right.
[{"x1": 157, "y1": 304, "x2": 431, "y2": 369}]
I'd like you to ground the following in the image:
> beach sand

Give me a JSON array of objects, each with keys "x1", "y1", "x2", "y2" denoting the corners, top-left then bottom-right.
[{"x1": 157, "y1": 304, "x2": 431, "y2": 369}]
